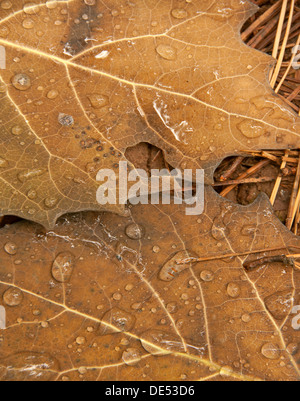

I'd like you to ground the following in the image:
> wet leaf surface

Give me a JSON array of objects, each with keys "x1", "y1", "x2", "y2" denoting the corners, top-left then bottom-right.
[
  {"x1": 0, "y1": 188, "x2": 299, "y2": 381},
  {"x1": 0, "y1": 0, "x2": 299, "y2": 227}
]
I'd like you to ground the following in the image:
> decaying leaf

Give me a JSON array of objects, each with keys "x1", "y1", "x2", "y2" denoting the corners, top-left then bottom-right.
[
  {"x1": 0, "y1": 0, "x2": 299, "y2": 228},
  {"x1": 0, "y1": 188, "x2": 299, "y2": 381}
]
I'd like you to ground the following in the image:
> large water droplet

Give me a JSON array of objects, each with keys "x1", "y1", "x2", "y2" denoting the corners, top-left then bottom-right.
[
  {"x1": 125, "y1": 223, "x2": 144, "y2": 240},
  {"x1": 220, "y1": 366, "x2": 234, "y2": 378},
  {"x1": 287, "y1": 343, "x2": 298, "y2": 356},
  {"x1": 159, "y1": 251, "x2": 193, "y2": 282},
  {"x1": 87, "y1": 94, "x2": 108, "y2": 109},
  {"x1": 241, "y1": 314, "x2": 251, "y2": 323},
  {"x1": 11, "y1": 125, "x2": 23, "y2": 135},
  {"x1": 113, "y1": 292, "x2": 122, "y2": 301},
  {"x1": 23, "y1": 2, "x2": 40, "y2": 14},
  {"x1": 76, "y1": 336, "x2": 86, "y2": 345},
  {"x1": 58, "y1": 113, "x2": 74, "y2": 126},
  {"x1": 0, "y1": 351, "x2": 59, "y2": 377},
  {"x1": 11, "y1": 73, "x2": 31, "y2": 91},
  {"x1": 156, "y1": 45, "x2": 177, "y2": 60},
  {"x1": 46, "y1": 0, "x2": 58, "y2": 9},
  {"x1": 140, "y1": 330, "x2": 183, "y2": 355},
  {"x1": 3, "y1": 287, "x2": 23, "y2": 306},
  {"x1": 17, "y1": 168, "x2": 47, "y2": 182},
  {"x1": 264, "y1": 290, "x2": 293, "y2": 320},
  {"x1": 261, "y1": 343, "x2": 281, "y2": 360},
  {"x1": 152, "y1": 246, "x2": 161, "y2": 253},
  {"x1": 51, "y1": 252, "x2": 75, "y2": 283},
  {"x1": 166, "y1": 302, "x2": 178, "y2": 313},
  {"x1": 4, "y1": 241, "x2": 17, "y2": 255},
  {"x1": 122, "y1": 348, "x2": 142, "y2": 366},
  {"x1": 44, "y1": 197, "x2": 59, "y2": 209},
  {"x1": 200, "y1": 270, "x2": 214, "y2": 282},
  {"x1": 226, "y1": 282, "x2": 241, "y2": 298},
  {"x1": 211, "y1": 217, "x2": 228, "y2": 241},
  {"x1": 171, "y1": 8, "x2": 188, "y2": 19},
  {"x1": 98, "y1": 308, "x2": 136, "y2": 335},
  {"x1": 1, "y1": 1, "x2": 12, "y2": 10},
  {"x1": 22, "y1": 18, "x2": 35, "y2": 29},
  {"x1": 46, "y1": 89, "x2": 59, "y2": 100},
  {"x1": 27, "y1": 189, "x2": 37, "y2": 199},
  {"x1": 237, "y1": 120, "x2": 266, "y2": 139},
  {"x1": 250, "y1": 95, "x2": 274, "y2": 111}
]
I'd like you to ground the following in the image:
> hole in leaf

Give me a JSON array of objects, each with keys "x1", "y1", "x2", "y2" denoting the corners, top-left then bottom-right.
[
  {"x1": 213, "y1": 151, "x2": 299, "y2": 232},
  {"x1": 125, "y1": 142, "x2": 174, "y2": 175},
  {"x1": 0, "y1": 216, "x2": 23, "y2": 229}
]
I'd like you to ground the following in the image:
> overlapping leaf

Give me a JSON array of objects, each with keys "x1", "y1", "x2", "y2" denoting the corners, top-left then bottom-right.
[
  {"x1": 0, "y1": 0, "x2": 299, "y2": 227},
  {"x1": 0, "y1": 188, "x2": 299, "y2": 381}
]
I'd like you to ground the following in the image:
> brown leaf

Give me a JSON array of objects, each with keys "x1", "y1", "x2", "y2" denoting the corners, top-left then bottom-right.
[
  {"x1": 0, "y1": 0, "x2": 299, "y2": 227},
  {"x1": 0, "y1": 188, "x2": 299, "y2": 381}
]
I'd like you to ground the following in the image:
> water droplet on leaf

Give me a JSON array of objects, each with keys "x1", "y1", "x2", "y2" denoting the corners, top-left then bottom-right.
[
  {"x1": 1, "y1": 1, "x2": 12, "y2": 10},
  {"x1": 166, "y1": 302, "x2": 178, "y2": 313},
  {"x1": 22, "y1": 18, "x2": 35, "y2": 29},
  {"x1": 200, "y1": 270, "x2": 214, "y2": 282},
  {"x1": 46, "y1": 89, "x2": 59, "y2": 100},
  {"x1": 125, "y1": 223, "x2": 144, "y2": 240},
  {"x1": 264, "y1": 290, "x2": 293, "y2": 320},
  {"x1": 140, "y1": 330, "x2": 183, "y2": 355},
  {"x1": 51, "y1": 252, "x2": 75, "y2": 283},
  {"x1": 152, "y1": 246, "x2": 161, "y2": 253},
  {"x1": 58, "y1": 113, "x2": 74, "y2": 126},
  {"x1": 156, "y1": 45, "x2": 177, "y2": 60},
  {"x1": 17, "y1": 168, "x2": 47, "y2": 182},
  {"x1": 287, "y1": 343, "x2": 298, "y2": 356},
  {"x1": 46, "y1": 0, "x2": 58, "y2": 9},
  {"x1": 11, "y1": 126, "x2": 23, "y2": 135},
  {"x1": 23, "y1": 3, "x2": 40, "y2": 14},
  {"x1": 11, "y1": 74, "x2": 31, "y2": 91},
  {"x1": 76, "y1": 336, "x2": 86, "y2": 345},
  {"x1": 261, "y1": 343, "x2": 281, "y2": 360},
  {"x1": 44, "y1": 197, "x2": 59, "y2": 209},
  {"x1": 87, "y1": 94, "x2": 108, "y2": 109},
  {"x1": 3, "y1": 287, "x2": 23, "y2": 306},
  {"x1": 122, "y1": 348, "x2": 142, "y2": 366},
  {"x1": 241, "y1": 314, "x2": 251, "y2": 323},
  {"x1": 211, "y1": 217, "x2": 228, "y2": 241},
  {"x1": 159, "y1": 251, "x2": 193, "y2": 281},
  {"x1": 27, "y1": 189, "x2": 37, "y2": 199},
  {"x1": 98, "y1": 308, "x2": 136, "y2": 335},
  {"x1": 237, "y1": 120, "x2": 266, "y2": 139},
  {"x1": 227, "y1": 282, "x2": 241, "y2": 298},
  {"x1": 171, "y1": 8, "x2": 188, "y2": 19},
  {"x1": 4, "y1": 242, "x2": 17, "y2": 255}
]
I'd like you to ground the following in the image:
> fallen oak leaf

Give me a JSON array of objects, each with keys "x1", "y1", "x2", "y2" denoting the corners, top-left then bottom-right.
[
  {"x1": 0, "y1": 75, "x2": 128, "y2": 227},
  {"x1": 0, "y1": 187, "x2": 299, "y2": 381},
  {"x1": 0, "y1": 0, "x2": 299, "y2": 227}
]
